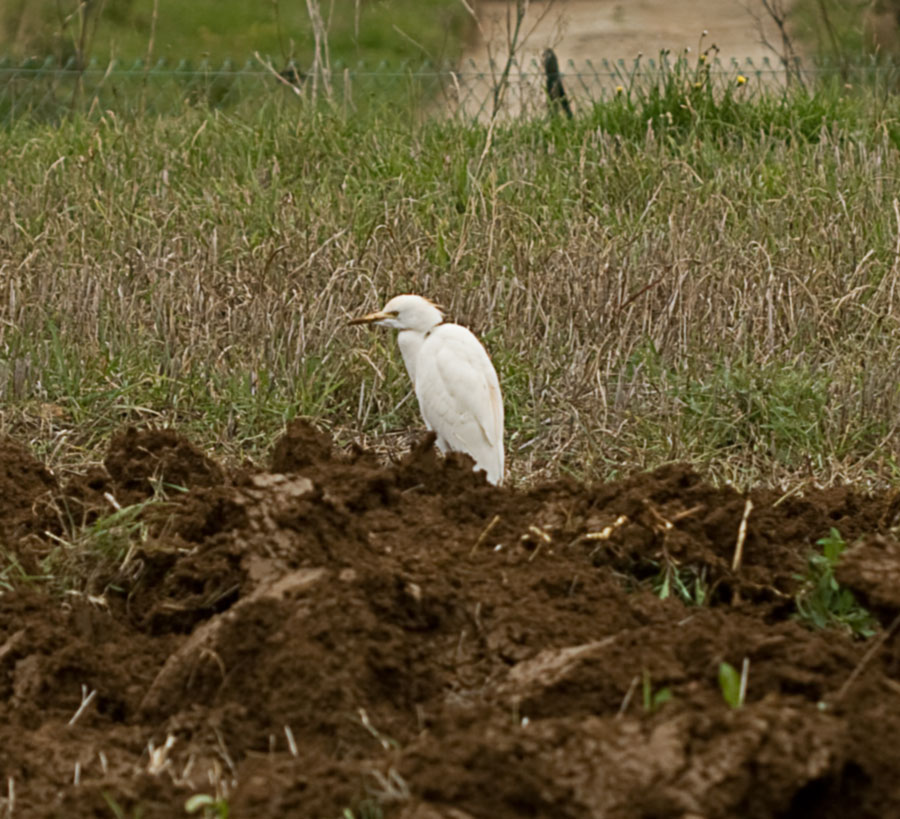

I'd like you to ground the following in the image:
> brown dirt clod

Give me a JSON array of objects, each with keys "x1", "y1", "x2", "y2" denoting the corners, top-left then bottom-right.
[{"x1": 1, "y1": 424, "x2": 899, "y2": 818}]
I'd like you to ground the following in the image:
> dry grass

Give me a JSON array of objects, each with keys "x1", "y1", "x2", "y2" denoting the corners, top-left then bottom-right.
[{"x1": 2, "y1": 80, "x2": 900, "y2": 489}]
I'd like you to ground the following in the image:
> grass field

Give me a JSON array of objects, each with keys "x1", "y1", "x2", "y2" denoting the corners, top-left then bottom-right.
[
  {"x1": 3, "y1": 55, "x2": 900, "y2": 490},
  {"x1": 5, "y1": 27, "x2": 900, "y2": 816},
  {"x1": 1, "y1": 0, "x2": 469, "y2": 65}
]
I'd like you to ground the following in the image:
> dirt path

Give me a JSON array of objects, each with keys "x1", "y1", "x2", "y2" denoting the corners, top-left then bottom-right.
[
  {"x1": 453, "y1": 0, "x2": 792, "y2": 117},
  {"x1": 469, "y1": 0, "x2": 788, "y2": 66}
]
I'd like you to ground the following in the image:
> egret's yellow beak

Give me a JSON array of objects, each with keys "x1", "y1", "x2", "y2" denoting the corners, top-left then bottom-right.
[{"x1": 348, "y1": 310, "x2": 390, "y2": 326}]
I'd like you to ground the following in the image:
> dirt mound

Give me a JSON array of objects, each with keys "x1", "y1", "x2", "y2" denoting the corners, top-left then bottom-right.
[
  {"x1": 104, "y1": 426, "x2": 225, "y2": 499},
  {"x1": 0, "y1": 435, "x2": 57, "y2": 542},
  {"x1": 271, "y1": 418, "x2": 335, "y2": 471},
  {"x1": 2, "y1": 425, "x2": 900, "y2": 818},
  {"x1": 837, "y1": 534, "x2": 900, "y2": 621}
]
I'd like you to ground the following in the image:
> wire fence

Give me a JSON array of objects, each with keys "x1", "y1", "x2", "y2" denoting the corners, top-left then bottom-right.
[{"x1": 1, "y1": 52, "x2": 897, "y2": 126}]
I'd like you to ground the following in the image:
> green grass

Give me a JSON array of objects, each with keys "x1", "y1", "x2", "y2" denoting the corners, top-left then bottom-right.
[
  {"x1": 0, "y1": 497, "x2": 159, "y2": 596},
  {"x1": 791, "y1": 0, "x2": 872, "y2": 59},
  {"x1": 3, "y1": 61, "x2": 900, "y2": 488},
  {"x1": 1, "y1": 0, "x2": 469, "y2": 65}
]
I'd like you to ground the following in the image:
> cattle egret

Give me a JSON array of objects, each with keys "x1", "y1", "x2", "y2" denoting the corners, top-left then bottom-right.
[{"x1": 349, "y1": 294, "x2": 505, "y2": 485}]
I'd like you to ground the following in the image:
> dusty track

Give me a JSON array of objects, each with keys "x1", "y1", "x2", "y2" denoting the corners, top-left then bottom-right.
[
  {"x1": 2, "y1": 423, "x2": 900, "y2": 817},
  {"x1": 467, "y1": 0, "x2": 788, "y2": 67},
  {"x1": 454, "y1": 0, "x2": 793, "y2": 118}
]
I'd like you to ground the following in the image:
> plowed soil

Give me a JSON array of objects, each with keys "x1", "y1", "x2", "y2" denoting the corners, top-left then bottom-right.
[{"x1": 3, "y1": 423, "x2": 900, "y2": 818}]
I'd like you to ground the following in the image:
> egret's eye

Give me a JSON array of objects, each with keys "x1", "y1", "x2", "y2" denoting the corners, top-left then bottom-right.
[{"x1": 389, "y1": 310, "x2": 399, "y2": 317}]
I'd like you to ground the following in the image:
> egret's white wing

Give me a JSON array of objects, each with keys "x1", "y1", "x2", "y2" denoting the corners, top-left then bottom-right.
[{"x1": 414, "y1": 324, "x2": 504, "y2": 484}]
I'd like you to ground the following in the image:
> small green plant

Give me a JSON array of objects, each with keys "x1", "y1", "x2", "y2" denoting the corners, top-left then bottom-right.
[
  {"x1": 794, "y1": 528, "x2": 877, "y2": 638},
  {"x1": 654, "y1": 560, "x2": 708, "y2": 606},
  {"x1": 102, "y1": 793, "x2": 144, "y2": 819},
  {"x1": 718, "y1": 660, "x2": 748, "y2": 708},
  {"x1": 642, "y1": 669, "x2": 672, "y2": 713},
  {"x1": 185, "y1": 794, "x2": 229, "y2": 819},
  {"x1": 342, "y1": 802, "x2": 384, "y2": 819}
]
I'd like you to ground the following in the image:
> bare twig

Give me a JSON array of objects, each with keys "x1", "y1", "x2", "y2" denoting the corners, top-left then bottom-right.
[
  {"x1": 749, "y1": 0, "x2": 806, "y2": 89},
  {"x1": 68, "y1": 686, "x2": 97, "y2": 727},
  {"x1": 471, "y1": 514, "x2": 502, "y2": 555},
  {"x1": 815, "y1": 0, "x2": 844, "y2": 71},
  {"x1": 831, "y1": 612, "x2": 900, "y2": 705},
  {"x1": 731, "y1": 498, "x2": 754, "y2": 572},
  {"x1": 738, "y1": 656, "x2": 750, "y2": 707},
  {"x1": 255, "y1": 52, "x2": 303, "y2": 97},
  {"x1": 147, "y1": 734, "x2": 177, "y2": 776},
  {"x1": 490, "y1": 0, "x2": 529, "y2": 119},
  {"x1": 616, "y1": 674, "x2": 640, "y2": 718},
  {"x1": 305, "y1": 0, "x2": 333, "y2": 101},
  {"x1": 284, "y1": 724, "x2": 298, "y2": 756},
  {"x1": 581, "y1": 515, "x2": 630, "y2": 542},
  {"x1": 144, "y1": 0, "x2": 159, "y2": 67}
]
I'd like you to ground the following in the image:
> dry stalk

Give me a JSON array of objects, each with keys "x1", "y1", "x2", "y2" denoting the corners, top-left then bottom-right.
[
  {"x1": 490, "y1": 0, "x2": 529, "y2": 120},
  {"x1": 147, "y1": 734, "x2": 177, "y2": 776},
  {"x1": 284, "y1": 724, "x2": 298, "y2": 756},
  {"x1": 671, "y1": 505, "x2": 705, "y2": 523},
  {"x1": 68, "y1": 685, "x2": 97, "y2": 727},
  {"x1": 751, "y1": 0, "x2": 806, "y2": 89},
  {"x1": 470, "y1": 514, "x2": 502, "y2": 555},
  {"x1": 738, "y1": 656, "x2": 750, "y2": 707},
  {"x1": 305, "y1": 0, "x2": 333, "y2": 101},
  {"x1": 830, "y1": 612, "x2": 900, "y2": 706},
  {"x1": 616, "y1": 674, "x2": 640, "y2": 718},
  {"x1": 357, "y1": 707, "x2": 395, "y2": 751},
  {"x1": 643, "y1": 500, "x2": 674, "y2": 534},
  {"x1": 138, "y1": 0, "x2": 161, "y2": 115},
  {"x1": 731, "y1": 499, "x2": 754, "y2": 573},
  {"x1": 582, "y1": 515, "x2": 630, "y2": 542},
  {"x1": 465, "y1": 0, "x2": 559, "y2": 121},
  {"x1": 255, "y1": 52, "x2": 303, "y2": 97}
]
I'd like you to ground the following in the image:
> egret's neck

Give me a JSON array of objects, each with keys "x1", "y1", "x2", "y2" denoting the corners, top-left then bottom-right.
[{"x1": 397, "y1": 329, "x2": 427, "y2": 383}]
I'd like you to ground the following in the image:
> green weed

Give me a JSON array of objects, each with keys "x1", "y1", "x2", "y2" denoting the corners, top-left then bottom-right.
[
  {"x1": 718, "y1": 660, "x2": 748, "y2": 709},
  {"x1": 794, "y1": 528, "x2": 877, "y2": 638},
  {"x1": 0, "y1": 497, "x2": 161, "y2": 597},
  {"x1": 342, "y1": 803, "x2": 384, "y2": 819},
  {"x1": 642, "y1": 669, "x2": 672, "y2": 714},
  {"x1": 185, "y1": 794, "x2": 229, "y2": 819},
  {"x1": 653, "y1": 561, "x2": 709, "y2": 606},
  {"x1": 102, "y1": 793, "x2": 144, "y2": 819}
]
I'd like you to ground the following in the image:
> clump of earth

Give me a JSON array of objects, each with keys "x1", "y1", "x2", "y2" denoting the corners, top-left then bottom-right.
[{"x1": 1, "y1": 422, "x2": 900, "y2": 818}]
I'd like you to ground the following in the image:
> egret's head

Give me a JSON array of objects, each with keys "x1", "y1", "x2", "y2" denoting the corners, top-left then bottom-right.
[{"x1": 349, "y1": 294, "x2": 444, "y2": 334}]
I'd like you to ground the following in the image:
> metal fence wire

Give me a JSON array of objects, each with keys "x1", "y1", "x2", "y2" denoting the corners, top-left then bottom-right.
[{"x1": 1, "y1": 53, "x2": 897, "y2": 126}]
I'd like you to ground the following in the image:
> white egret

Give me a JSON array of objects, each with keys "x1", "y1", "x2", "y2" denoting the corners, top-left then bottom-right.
[{"x1": 349, "y1": 294, "x2": 505, "y2": 486}]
